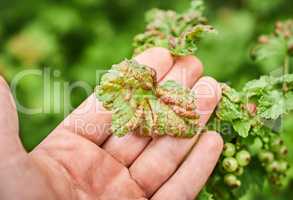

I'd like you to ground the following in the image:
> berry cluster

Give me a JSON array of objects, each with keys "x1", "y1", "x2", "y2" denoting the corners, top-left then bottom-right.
[
  {"x1": 221, "y1": 143, "x2": 251, "y2": 188},
  {"x1": 258, "y1": 136, "x2": 289, "y2": 186}
]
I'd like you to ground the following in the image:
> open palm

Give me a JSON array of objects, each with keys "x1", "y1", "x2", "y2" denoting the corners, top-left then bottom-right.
[{"x1": 0, "y1": 48, "x2": 223, "y2": 200}]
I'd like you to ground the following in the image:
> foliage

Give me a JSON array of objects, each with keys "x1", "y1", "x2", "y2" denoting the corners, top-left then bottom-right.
[
  {"x1": 97, "y1": 1, "x2": 293, "y2": 199},
  {"x1": 251, "y1": 20, "x2": 293, "y2": 74},
  {"x1": 97, "y1": 59, "x2": 198, "y2": 137},
  {"x1": 133, "y1": 0, "x2": 215, "y2": 56}
]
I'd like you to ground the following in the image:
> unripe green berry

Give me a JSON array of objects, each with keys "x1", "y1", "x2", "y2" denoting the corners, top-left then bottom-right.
[
  {"x1": 236, "y1": 150, "x2": 251, "y2": 167},
  {"x1": 277, "y1": 161, "x2": 288, "y2": 173},
  {"x1": 266, "y1": 161, "x2": 279, "y2": 173},
  {"x1": 269, "y1": 160, "x2": 289, "y2": 173},
  {"x1": 223, "y1": 143, "x2": 236, "y2": 157},
  {"x1": 277, "y1": 145, "x2": 288, "y2": 158},
  {"x1": 235, "y1": 167, "x2": 244, "y2": 176},
  {"x1": 258, "y1": 150, "x2": 274, "y2": 163},
  {"x1": 224, "y1": 174, "x2": 241, "y2": 188},
  {"x1": 222, "y1": 157, "x2": 238, "y2": 172},
  {"x1": 270, "y1": 175, "x2": 281, "y2": 186},
  {"x1": 270, "y1": 137, "x2": 284, "y2": 152}
]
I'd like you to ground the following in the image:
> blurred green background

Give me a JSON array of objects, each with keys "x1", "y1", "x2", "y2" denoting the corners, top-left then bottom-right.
[{"x1": 0, "y1": 0, "x2": 292, "y2": 199}]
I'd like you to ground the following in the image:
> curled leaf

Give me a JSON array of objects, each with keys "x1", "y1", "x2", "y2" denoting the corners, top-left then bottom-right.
[
  {"x1": 96, "y1": 59, "x2": 199, "y2": 137},
  {"x1": 133, "y1": 0, "x2": 215, "y2": 56}
]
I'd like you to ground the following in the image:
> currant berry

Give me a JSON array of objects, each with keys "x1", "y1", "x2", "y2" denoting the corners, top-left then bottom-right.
[
  {"x1": 270, "y1": 137, "x2": 284, "y2": 152},
  {"x1": 222, "y1": 157, "x2": 238, "y2": 172},
  {"x1": 223, "y1": 143, "x2": 236, "y2": 157},
  {"x1": 224, "y1": 174, "x2": 241, "y2": 188},
  {"x1": 258, "y1": 150, "x2": 274, "y2": 163},
  {"x1": 235, "y1": 167, "x2": 244, "y2": 176},
  {"x1": 236, "y1": 150, "x2": 251, "y2": 167},
  {"x1": 277, "y1": 160, "x2": 288, "y2": 173},
  {"x1": 277, "y1": 145, "x2": 288, "y2": 158},
  {"x1": 266, "y1": 161, "x2": 279, "y2": 173}
]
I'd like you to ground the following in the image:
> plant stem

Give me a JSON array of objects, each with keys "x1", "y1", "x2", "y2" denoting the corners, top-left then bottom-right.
[{"x1": 283, "y1": 55, "x2": 289, "y2": 92}]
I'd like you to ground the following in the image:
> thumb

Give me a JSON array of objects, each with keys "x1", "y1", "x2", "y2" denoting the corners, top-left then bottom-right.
[{"x1": 0, "y1": 76, "x2": 25, "y2": 160}]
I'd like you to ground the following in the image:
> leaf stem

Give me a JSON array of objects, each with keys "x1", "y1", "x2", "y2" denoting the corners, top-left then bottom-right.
[{"x1": 282, "y1": 54, "x2": 289, "y2": 92}]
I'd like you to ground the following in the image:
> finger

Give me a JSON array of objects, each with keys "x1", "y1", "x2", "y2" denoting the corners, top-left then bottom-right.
[
  {"x1": 0, "y1": 76, "x2": 24, "y2": 158},
  {"x1": 129, "y1": 77, "x2": 221, "y2": 197},
  {"x1": 160, "y1": 55, "x2": 203, "y2": 86},
  {"x1": 151, "y1": 132, "x2": 223, "y2": 200},
  {"x1": 50, "y1": 47, "x2": 174, "y2": 146},
  {"x1": 194, "y1": 77, "x2": 222, "y2": 126},
  {"x1": 102, "y1": 56, "x2": 203, "y2": 166},
  {"x1": 134, "y1": 47, "x2": 174, "y2": 81}
]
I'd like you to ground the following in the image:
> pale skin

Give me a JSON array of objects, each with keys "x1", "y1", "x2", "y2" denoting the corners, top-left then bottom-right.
[{"x1": 0, "y1": 48, "x2": 223, "y2": 200}]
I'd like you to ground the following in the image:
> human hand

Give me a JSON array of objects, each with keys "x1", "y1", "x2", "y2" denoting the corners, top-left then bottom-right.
[{"x1": 0, "y1": 48, "x2": 223, "y2": 200}]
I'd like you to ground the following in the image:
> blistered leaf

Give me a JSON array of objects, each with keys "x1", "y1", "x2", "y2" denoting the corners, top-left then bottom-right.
[
  {"x1": 258, "y1": 91, "x2": 285, "y2": 120},
  {"x1": 133, "y1": 0, "x2": 215, "y2": 56},
  {"x1": 243, "y1": 76, "x2": 272, "y2": 97},
  {"x1": 216, "y1": 96, "x2": 243, "y2": 122},
  {"x1": 216, "y1": 84, "x2": 244, "y2": 122},
  {"x1": 212, "y1": 73, "x2": 293, "y2": 138},
  {"x1": 96, "y1": 59, "x2": 199, "y2": 137},
  {"x1": 222, "y1": 83, "x2": 241, "y2": 103}
]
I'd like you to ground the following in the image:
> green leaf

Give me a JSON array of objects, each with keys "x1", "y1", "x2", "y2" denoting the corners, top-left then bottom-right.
[
  {"x1": 258, "y1": 91, "x2": 285, "y2": 120},
  {"x1": 251, "y1": 36, "x2": 287, "y2": 73},
  {"x1": 233, "y1": 119, "x2": 252, "y2": 137},
  {"x1": 243, "y1": 76, "x2": 272, "y2": 97}
]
